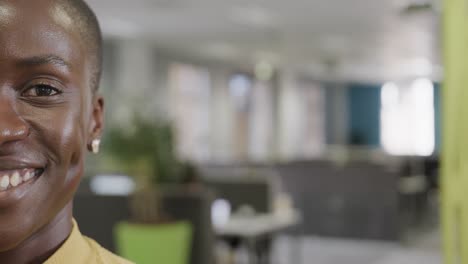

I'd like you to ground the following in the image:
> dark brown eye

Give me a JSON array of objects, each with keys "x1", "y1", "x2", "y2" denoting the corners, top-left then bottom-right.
[{"x1": 23, "y1": 85, "x2": 61, "y2": 97}]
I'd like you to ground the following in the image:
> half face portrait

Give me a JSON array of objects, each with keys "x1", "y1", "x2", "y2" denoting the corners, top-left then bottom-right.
[{"x1": 0, "y1": 0, "x2": 117, "y2": 263}]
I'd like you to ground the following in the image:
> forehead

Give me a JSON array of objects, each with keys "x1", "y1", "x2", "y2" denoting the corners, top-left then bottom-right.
[{"x1": 0, "y1": 0, "x2": 84, "y2": 71}]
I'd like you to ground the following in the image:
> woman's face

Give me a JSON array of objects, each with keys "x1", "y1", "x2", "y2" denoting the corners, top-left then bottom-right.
[{"x1": 0, "y1": 0, "x2": 103, "y2": 251}]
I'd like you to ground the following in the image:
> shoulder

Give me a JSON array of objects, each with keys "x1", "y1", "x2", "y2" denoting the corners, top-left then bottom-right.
[{"x1": 84, "y1": 236, "x2": 135, "y2": 264}]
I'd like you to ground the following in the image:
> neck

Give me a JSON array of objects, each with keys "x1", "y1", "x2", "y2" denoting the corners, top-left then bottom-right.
[{"x1": 0, "y1": 203, "x2": 73, "y2": 264}]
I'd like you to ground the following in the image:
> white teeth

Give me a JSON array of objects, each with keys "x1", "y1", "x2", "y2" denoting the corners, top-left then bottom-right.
[
  {"x1": 0, "y1": 175, "x2": 9, "y2": 190},
  {"x1": 23, "y1": 171, "x2": 32, "y2": 181},
  {"x1": 0, "y1": 170, "x2": 37, "y2": 191},
  {"x1": 10, "y1": 172, "x2": 21, "y2": 187}
]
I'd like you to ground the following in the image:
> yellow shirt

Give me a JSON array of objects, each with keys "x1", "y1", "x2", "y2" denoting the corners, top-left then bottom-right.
[{"x1": 44, "y1": 220, "x2": 134, "y2": 264}]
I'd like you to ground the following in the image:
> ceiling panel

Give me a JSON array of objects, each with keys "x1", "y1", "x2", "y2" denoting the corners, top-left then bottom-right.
[{"x1": 86, "y1": 0, "x2": 440, "y2": 82}]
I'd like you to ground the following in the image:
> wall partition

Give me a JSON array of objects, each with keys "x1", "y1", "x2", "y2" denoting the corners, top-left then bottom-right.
[{"x1": 442, "y1": 0, "x2": 468, "y2": 263}]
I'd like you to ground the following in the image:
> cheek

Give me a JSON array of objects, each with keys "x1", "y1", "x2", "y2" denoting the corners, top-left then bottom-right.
[
  {"x1": 23, "y1": 102, "x2": 88, "y2": 172},
  {"x1": 55, "y1": 109, "x2": 86, "y2": 164}
]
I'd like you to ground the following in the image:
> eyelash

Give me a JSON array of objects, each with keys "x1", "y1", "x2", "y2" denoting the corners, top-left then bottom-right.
[{"x1": 22, "y1": 84, "x2": 62, "y2": 97}]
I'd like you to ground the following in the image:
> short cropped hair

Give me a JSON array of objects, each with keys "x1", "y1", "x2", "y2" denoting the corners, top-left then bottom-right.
[{"x1": 59, "y1": 0, "x2": 103, "y2": 92}]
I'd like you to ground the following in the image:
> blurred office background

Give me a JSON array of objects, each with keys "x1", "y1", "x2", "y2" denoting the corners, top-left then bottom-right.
[{"x1": 74, "y1": 0, "x2": 445, "y2": 264}]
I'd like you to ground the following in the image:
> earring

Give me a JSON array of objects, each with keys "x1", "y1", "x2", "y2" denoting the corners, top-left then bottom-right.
[{"x1": 91, "y1": 139, "x2": 101, "y2": 154}]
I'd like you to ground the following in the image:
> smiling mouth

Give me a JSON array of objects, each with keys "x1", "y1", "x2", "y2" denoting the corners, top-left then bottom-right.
[{"x1": 0, "y1": 168, "x2": 44, "y2": 192}]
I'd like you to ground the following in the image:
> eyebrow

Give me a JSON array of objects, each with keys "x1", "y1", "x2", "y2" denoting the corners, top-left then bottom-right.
[{"x1": 16, "y1": 54, "x2": 71, "y2": 69}]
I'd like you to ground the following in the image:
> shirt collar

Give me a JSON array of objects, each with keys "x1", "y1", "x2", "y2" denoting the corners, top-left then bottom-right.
[{"x1": 44, "y1": 219, "x2": 91, "y2": 264}]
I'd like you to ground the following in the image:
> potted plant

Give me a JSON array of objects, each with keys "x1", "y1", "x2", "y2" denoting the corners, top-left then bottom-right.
[{"x1": 101, "y1": 117, "x2": 193, "y2": 264}]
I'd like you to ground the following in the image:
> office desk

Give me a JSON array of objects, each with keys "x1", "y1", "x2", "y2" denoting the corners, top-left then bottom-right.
[{"x1": 215, "y1": 211, "x2": 301, "y2": 264}]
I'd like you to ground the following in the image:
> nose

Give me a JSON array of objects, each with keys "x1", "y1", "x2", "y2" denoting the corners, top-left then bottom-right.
[{"x1": 0, "y1": 98, "x2": 29, "y2": 145}]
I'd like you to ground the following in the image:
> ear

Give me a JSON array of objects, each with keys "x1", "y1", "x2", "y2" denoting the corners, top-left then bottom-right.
[{"x1": 87, "y1": 94, "x2": 104, "y2": 152}]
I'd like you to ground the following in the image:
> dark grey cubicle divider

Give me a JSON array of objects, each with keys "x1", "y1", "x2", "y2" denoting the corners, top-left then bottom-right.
[
  {"x1": 199, "y1": 160, "x2": 400, "y2": 240},
  {"x1": 276, "y1": 161, "x2": 400, "y2": 240},
  {"x1": 73, "y1": 187, "x2": 215, "y2": 264}
]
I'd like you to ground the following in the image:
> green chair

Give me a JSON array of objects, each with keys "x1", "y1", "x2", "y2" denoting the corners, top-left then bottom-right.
[{"x1": 114, "y1": 221, "x2": 193, "y2": 264}]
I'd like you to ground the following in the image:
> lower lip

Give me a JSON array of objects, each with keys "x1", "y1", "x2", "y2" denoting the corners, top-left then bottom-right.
[{"x1": 0, "y1": 172, "x2": 41, "y2": 207}]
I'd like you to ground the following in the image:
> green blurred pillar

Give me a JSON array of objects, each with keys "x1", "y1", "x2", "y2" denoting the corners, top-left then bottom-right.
[{"x1": 442, "y1": 0, "x2": 468, "y2": 263}]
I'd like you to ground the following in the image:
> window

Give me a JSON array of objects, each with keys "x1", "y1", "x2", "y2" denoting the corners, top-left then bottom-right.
[
  {"x1": 169, "y1": 63, "x2": 211, "y2": 162},
  {"x1": 380, "y1": 78, "x2": 435, "y2": 156}
]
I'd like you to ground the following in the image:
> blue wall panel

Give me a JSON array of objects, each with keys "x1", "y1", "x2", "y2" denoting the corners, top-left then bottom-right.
[{"x1": 347, "y1": 84, "x2": 381, "y2": 146}]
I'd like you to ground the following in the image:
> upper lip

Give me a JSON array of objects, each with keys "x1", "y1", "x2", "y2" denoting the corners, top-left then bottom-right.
[{"x1": 0, "y1": 157, "x2": 45, "y2": 171}]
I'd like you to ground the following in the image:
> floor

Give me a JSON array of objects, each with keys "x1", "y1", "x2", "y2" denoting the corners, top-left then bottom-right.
[
  {"x1": 271, "y1": 229, "x2": 441, "y2": 264},
  {"x1": 217, "y1": 228, "x2": 441, "y2": 264}
]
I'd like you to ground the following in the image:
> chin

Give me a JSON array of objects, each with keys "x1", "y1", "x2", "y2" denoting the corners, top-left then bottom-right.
[{"x1": 0, "y1": 220, "x2": 36, "y2": 252}]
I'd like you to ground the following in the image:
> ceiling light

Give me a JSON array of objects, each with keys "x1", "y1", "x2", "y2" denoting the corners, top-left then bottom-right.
[{"x1": 398, "y1": 0, "x2": 436, "y2": 15}]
